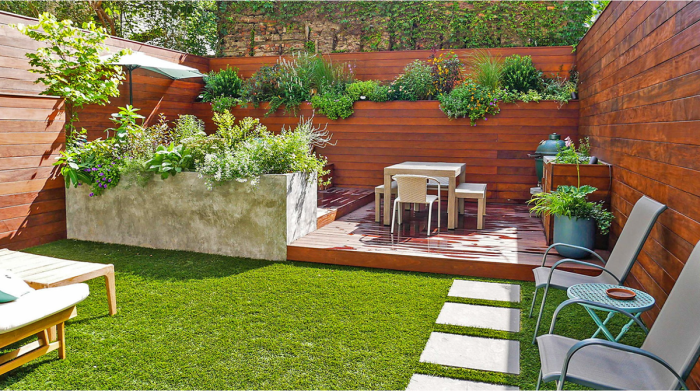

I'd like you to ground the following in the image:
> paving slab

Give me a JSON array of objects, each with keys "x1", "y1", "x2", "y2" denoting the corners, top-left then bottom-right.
[
  {"x1": 436, "y1": 302, "x2": 521, "y2": 332},
  {"x1": 406, "y1": 374, "x2": 519, "y2": 391},
  {"x1": 420, "y1": 332, "x2": 520, "y2": 374},
  {"x1": 448, "y1": 280, "x2": 521, "y2": 303}
]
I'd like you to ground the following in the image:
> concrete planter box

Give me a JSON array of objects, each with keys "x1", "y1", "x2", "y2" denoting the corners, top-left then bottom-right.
[{"x1": 66, "y1": 172, "x2": 317, "y2": 261}]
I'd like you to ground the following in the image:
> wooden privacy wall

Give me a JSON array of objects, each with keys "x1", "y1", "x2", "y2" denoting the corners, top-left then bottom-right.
[
  {"x1": 210, "y1": 46, "x2": 576, "y2": 81},
  {"x1": 212, "y1": 100, "x2": 578, "y2": 203},
  {"x1": 577, "y1": 1, "x2": 700, "y2": 387},
  {"x1": 0, "y1": 11, "x2": 208, "y2": 250}
]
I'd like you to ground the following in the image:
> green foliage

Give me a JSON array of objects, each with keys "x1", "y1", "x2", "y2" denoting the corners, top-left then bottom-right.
[
  {"x1": 202, "y1": 66, "x2": 243, "y2": 112},
  {"x1": 346, "y1": 80, "x2": 389, "y2": 102},
  {"x1": 172, "y1": 115, "x2": 206, "y2": 144},
  {"x1": 501, "y1": 54, "x2": 543, "y2": 93},
  {"x1": 466, "y1": 50, "x2": 503, "y2": 90},
  {"x1": 554, "y1": 137, "x2": 591, "y2": 164},
  {"x1": 219, "y1": 1, "x2": 595, "y2": 52},
  {"x1": 428, "y1": 50, "x2": 463, "y2": 95},
  {"x1": 389, "y1": 60, "x2": 434, "y2": 101},
  {"x1": 239, "y1": 64, "x2": 282, "y2": 106},
  {"x1": 311, "y1": 93, "x2": 355, "y2": 120},
  {"x1": 528, "y1": 185, "x2": 614, "y2": 234},
  {"x1": 197, "y1": 117, "x2": 330, "y2": 189},
  {"x1": 107, "y1": 105, "x2": 144, "y2": 142},
  {"x1": 55, "y1": 138, "x2": 120, "y2": 196},
  {"x1": 292, "y1": 52, "x2": 354, "y2": 94},
  {"x1": 145, "y1": 143, "x2": 194, "y2": 179},
  {"x1": 15, "y1": 13, "x2": 127, "y2": 133},
  {"x1": 214, "y1": 113, "x2": 270, "y2": 149},
  {"x1": 438, "y1": 80, "x2": 500, "y2": 125},
  {"x1": 541, "y1": 75, "x2": 578, "y2": 107}
]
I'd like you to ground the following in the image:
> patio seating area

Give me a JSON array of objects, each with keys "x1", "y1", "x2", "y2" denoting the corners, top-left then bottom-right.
[{"x1": 1, "y1": 1, "x2": 700, "y2": 389}]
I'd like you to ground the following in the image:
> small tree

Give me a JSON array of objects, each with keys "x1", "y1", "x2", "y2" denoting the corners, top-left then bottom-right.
[{"x1": 15, "y1": 12, "x2": 128, "y2": 138}]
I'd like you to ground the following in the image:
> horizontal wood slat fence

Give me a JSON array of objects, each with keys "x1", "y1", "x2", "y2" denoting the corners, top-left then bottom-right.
[
  {"x1": 195, "y1": 100, "x2": 579, "y2": 203},
  {"x1": 577, "y1": 1, "x2": 700, "y2": 387}
]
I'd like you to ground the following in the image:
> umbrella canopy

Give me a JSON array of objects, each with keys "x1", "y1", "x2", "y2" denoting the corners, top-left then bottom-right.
[{"x1": 102, "y1": 52, "x2": 204, "y2": 105}]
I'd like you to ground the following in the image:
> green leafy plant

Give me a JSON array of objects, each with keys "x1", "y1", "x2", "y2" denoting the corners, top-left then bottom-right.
[
  {"x1": 528, "y1": 185, "x2": 613, "y2": 234},
  {"x1": 145, "y1": 143, "x2": 194, "y2": 179},
  {"x1": 201, "y1": 65, "x2": 243, "y2": 112},
  {"x1": 466, "y1": 50, "x2": 503, "y2": 90},
  {"x1": 346, "y1": 80, "x2": 390, "y2": 102},
  {"x1": 172, "y1": 114, "x2": 206, "y2": 144},
  {"x1": 239, "y1": 64, "x2": 282, "y2": 106},
  {"x1": 311, "y1": 92, "x2": 355, "y2": 120},
  {"x1": 107, "y1": 105, "x2": 144, "y2": 142},
  {"x1": 501, "y1": 54, "x2": 543, "y2": 93},
  {"x1": 554, "y1": 137, "x2": 591, "y2": 164},
  {"x1": 55, "y1": 138, "x2": 120, "y2": 196},
  {"x1": 542, "y1": 75, "x2": 577, "y2": 107},
  {"x1": 15, "y1": 13, "x2": 127, "y2": 135},
  {"x1": 389, "y1": 60, "x2": 434, "y2": 101},
  {"x1": 438, "y1": 80, "x2": 500, "y2": 125},
  {"x1": 428, "y1": 50, "x2": 463, "y2": 94},
  {"x1": 214, "y1": 113, "x2": 270, "y2": 149}
]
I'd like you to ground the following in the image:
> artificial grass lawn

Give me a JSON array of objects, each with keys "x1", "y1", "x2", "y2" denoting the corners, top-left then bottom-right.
[{"x1": 1, "y1": 240, "x2": 646, "y2": 390}]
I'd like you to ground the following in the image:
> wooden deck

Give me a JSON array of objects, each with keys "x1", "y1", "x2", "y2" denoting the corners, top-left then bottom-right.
[
  {"x1": 317, "y1": 187, "x2": 374, "y2": 228},
  {"x1": 290, "y1": 200, "x2": 606, "y2": 281}
]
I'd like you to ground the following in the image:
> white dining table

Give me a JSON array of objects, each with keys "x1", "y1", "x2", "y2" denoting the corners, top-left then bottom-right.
[{"x1": 383, "y1": 161, "x2": 466, "y2": 230}]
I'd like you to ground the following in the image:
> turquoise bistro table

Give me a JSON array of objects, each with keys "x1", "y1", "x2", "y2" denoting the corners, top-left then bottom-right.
[{"x1": 567, "y1": 283, "x2": 655, "y2": 342}]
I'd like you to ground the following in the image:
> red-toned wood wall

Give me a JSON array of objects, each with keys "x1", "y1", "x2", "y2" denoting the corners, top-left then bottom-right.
[
  {"x1": 0, "y1": 11, "x2": 207, "y2": 250},
  {"x1": 210, "y1": 46, "x2": 576, "y2": 81},
  {"x1": 209, "y1": 100, "x2": 578, "y2": 203},
  {"x1": 577, "y1": 1, "x2": 700, "y2": 387}
]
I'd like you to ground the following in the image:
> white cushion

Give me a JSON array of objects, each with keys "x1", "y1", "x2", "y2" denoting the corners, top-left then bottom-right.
[
  {"x1": 0, "y1": 269, "x2": 34, "y2": 302},
  {"x1": 0, "y1": 283, "x2": 90, "y2": 333}
]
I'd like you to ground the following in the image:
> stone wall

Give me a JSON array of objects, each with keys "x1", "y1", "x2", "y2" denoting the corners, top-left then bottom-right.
[{"x1": 217, "y1": 1, "x2": 593, "y2": 57}]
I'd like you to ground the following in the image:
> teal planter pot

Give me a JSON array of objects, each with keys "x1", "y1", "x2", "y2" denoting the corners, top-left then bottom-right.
[{"x1": 553, "y1": 215, "x2": 595, "y2": 259}]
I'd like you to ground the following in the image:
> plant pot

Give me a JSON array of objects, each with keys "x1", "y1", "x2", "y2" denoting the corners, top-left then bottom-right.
[
  {"x1": 553, "y1": 215, "x2": 595, "y2": 259},
  {"x1": 571, "y1": 92, "x2": 578, "y2": 100}
]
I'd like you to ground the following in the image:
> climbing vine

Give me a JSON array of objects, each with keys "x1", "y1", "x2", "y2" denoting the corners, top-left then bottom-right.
[{"x1": 218, "y1": 1, "x2": 594, "y2": 54}]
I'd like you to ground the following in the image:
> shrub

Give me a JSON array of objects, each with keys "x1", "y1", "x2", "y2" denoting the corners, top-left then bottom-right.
[
  {"x1": 201, "y1": 66, "x2": 243, "y2": 112},
  {"x1": 214, "y1": 112, "x2": 269, "y2": 149},
  {"x1": 346, "y1": 80, "x2": 380, "y2": 100},
  {"x1": 172, "y1": 115, "x2": 206, "y2": 144},
  {"x1": 56, "y1": 138, "x2": 121, "y2": 196},
  {"x1": 466, "y1": 50, "x2": 503, "y2": 90},
  {"x1": 438, "y1": 80, "x2": 500, "y2": 125},
  {"x1": 389, "y1": 60, "x2": 434, "y2": 101},
  {"x1": 145, "y1": 143, "x2": 194, "y2": 179},
  {"x1": 311, "y1": 92, "x2": 355, "y2": 120},
  {"x1": 293, "y1": 52, "x2": 354, "y2": 94},
  {"x1": 501, "y1": 54, "x2": 542, "y2": 93},
  {"x1": 428, "y1": 50, "x2": 463, "y2": 94},
  {"x1": 367, "y1": 85, "x2": 390, "y2": 102},
  {"x1": 528, "y1": 185, "x2": 613, "y2": 234},
  {"x1": 541, "y1": 75, "x2": 577, "y2": 107},
  {"x1": 554, "y1": 137, "x2": 591, "y2": 164},
  {"x1": 239, "y1": 64, "x2": 282, "y2": 106}
]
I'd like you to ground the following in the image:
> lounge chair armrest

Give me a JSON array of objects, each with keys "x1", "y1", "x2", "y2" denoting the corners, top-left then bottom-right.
[
  {"x1": 548, "y1": 298, "x2": 648, "y2": 335},
  {"x1": 557, "y1": 339, "x2": 688, "y2": 390},
  {"x1": 548, "y1": 259, "x2": 621, "y2": 284},
  {"x1": 541, "y1": 243, "x2": 607, "y2": 267}
]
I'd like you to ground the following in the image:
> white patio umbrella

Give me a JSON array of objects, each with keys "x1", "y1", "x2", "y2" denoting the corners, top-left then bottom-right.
[{"x1": 101, "y1": 52, "x2": 205, "y2": 105}]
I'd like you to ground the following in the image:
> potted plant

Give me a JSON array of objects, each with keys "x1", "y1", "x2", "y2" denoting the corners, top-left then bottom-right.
[{"x1": 528, "y1": 185, "x2": 613, "y2": 259}]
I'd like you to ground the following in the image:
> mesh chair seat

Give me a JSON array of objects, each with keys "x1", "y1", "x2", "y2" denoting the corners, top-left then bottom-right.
[
  {"x1": 537, "y1": 334, "x2": 673, "y2": 390},
  {"x1": 533, "y1": 267, "x2": 617, "y2": 290}
]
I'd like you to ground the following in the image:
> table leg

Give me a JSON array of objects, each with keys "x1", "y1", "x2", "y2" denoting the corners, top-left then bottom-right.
[
  {"x1": 105, "y1": 268, "x2": 117, "y2": 315},
  {"x1": 584, "y1": 307, "x2": 617, "y2": 341},
  {"x1": 615, "y1": 313, "x2": 643, "y2": 342},
  {"x1": 448, "y1": 176, "x2": 456, "y2": 230},
  {"x1": 383, "y1": 173, "x2": 392, "y2": 226},
  {"x1": 459, "y1": 169, "x2": 466, "y2": 215}
]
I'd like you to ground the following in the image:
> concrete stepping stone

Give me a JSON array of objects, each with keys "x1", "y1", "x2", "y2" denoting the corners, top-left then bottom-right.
[
  {"x1": 436, "y1": 302, "x2": 521, "y2": 332},
  {"x1": 420, "y1": 332, "x2": 520, "y2": 374},
  {"x1": 449, "y1": 280, "x2": 520, "y2": 303},
  {"x1": 406, "y1": 374, "x2": 519, "y2": 391}
]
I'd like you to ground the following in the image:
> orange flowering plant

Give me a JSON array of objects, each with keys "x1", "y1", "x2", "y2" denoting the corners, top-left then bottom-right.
[
  {"x1": 428, "y1": 49, "x2": 463, "y2": 95},
  {"x1": 438, "y1": 79, "x2": 500, "y2": 125}
]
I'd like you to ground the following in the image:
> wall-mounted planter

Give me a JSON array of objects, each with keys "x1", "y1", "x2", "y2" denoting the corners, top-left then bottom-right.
[
  {"x1": 541, "y1": 161, "x2": 612, "y2": 248},
  {"x1": 66, "y1": 172, "x2": 317, "y2": 261}
]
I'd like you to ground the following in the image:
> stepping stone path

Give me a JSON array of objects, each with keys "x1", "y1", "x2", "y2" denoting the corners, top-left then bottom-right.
[{"x1": 407, "y1": 280, "x2": 522, "y2": 390}]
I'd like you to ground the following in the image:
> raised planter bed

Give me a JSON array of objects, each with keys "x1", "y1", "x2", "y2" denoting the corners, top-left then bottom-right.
[
  {"x1": 66, "y1": 172, "x2": 317, "y2": 261},
  {"x1": 541, "y1": 161, "x2": 612, "y2": 248}
]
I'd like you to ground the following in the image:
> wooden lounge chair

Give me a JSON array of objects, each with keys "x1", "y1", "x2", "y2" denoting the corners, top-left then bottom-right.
[
  {"x1": 0, "y1": 283, "x2": 89, "y2": 375},
  {"x1": 535, "y1": 240, "x2": 700, "y2": 390}
]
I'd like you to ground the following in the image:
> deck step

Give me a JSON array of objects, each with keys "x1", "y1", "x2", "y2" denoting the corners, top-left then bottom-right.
[{"x1": 316, "y1": 187, "x2": 374, "y2": 229}]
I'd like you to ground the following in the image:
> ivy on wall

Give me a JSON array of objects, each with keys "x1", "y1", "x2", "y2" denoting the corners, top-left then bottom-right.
[{"x1": 218, "y1": 1, "x2": 595, "y2": 54}]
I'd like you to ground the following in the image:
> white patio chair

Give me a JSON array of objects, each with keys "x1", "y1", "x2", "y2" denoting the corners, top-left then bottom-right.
[{"x1": 391, "y1": 175, "x2": 441, "y2": 236}]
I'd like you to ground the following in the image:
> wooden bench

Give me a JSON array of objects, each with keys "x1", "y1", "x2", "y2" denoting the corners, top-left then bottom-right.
[
  {"x1": 0, "y1": 249, "x2": 116, "y2": 315},
  {"x1": 455, "y1": 183, "x2": 487, "y2": 230}
]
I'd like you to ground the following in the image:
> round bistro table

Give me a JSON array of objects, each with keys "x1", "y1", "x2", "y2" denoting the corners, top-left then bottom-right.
[{"x1": 567, "y1": 283, "x2": 655, "y2": 342}]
